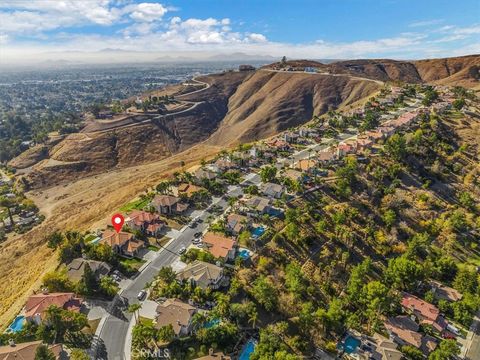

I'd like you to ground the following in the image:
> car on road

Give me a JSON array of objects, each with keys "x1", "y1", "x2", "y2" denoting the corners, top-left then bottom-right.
[
  {"x1": 194, "y1": 232, "x2": 202, "y2": 238},
  {"x1": 137, "y1": 290, "x2": 147, "y2": 301},
  {"x1": 179, "y1": 246, "x2": 187, "y2": 254},
  {"x1": 196, "y1": 218, "x2": 203, "y2": 223},
  {"x1": 112, "y1": 274, "x2": 121, "y2": 282},
  {"x1": 189, "y1": 221, "x2": 197, "y2": 228}
]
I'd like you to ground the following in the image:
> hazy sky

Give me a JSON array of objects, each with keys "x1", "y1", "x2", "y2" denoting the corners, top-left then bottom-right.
[{"x1": 0, "y1": 0, "x2": 479, "y2": 64}]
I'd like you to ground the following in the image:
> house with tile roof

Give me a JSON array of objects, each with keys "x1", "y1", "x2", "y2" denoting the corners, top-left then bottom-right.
[
  {"x1": 295, "y1": 159, "x2": 317, "y2": 173},
  {"x1": 430, "y1": 281, "x2": 463, "y2": 302},
  {"x1": 151, "y1": 195, "x2": 189, "y2": 215},
  {"x1": 260, "y1": 182, "x2": 284, "y2": 199},
  {"x1": 126, "y1": 210, "x2": 165, "y2": 236},
  {"x1": 244, "y1": 196, "x2": 273, "y2": 215},
  {"x1": 100, "y1": 230, "x2": 145, "y2": 257},
  {"x1": 193, "y1": 168, "x2": 217, "y2": 182},
  {"x1": 226, "y1": 213, "x2": 251, "y2": 235},
  {"x1": 0, "y1": 341, "x2": 63, "y2": 360},
  {"x1": 154, "y1": 299, "x2": 197, "y2": 337},
  {"x1": 66, "y1": 258, "x2": 111, "y2": 282},
  {"x1": 175, "y1": 183, "x2": 206, "y2": 198},
  {"x1": 176, "y1": 260, "x2": 224, "y2": 290},
  {"x1": 194, "y1": 350, "x2": 231, "y2": 360},
  {"x1": 384, "y1": 316, "x2": 437, "y2": 355},
  {"x1": 401, "y1": 292, "x2": 448, "y2": 333},
  {"x1": 203, "y1": 232, "x2": 237, "y2": 261},
  {"x1": 25, "y1": 292, "x2": 82, "y2": 325}
]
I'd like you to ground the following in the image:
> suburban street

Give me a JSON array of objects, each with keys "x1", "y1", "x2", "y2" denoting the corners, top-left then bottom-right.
[
  {"x1": 465, "y1": 311, "x2": 480, "y2": 360},
  {"x1": 93, "y1": 188, "x2": 239, "y2": 360}
]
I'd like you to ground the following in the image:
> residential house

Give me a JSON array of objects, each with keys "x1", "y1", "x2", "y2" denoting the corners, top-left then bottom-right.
[
  {"x1": 260, "y1": 182, "x2": 284, "y2": 199},
  {"x1": 295, "y1": 159, "x2": 317, "y2": 173},
  {"x1": 361, "y1": 130, "x2": 384, "y2": 141},
  {"x1": 265, "y1": 138, "x2": 290, "y2": 151},
  {"x1": 66, "y1": 258, "x2": 111, "y2": 282},
  {"x1": 0, "y1": 341, "x2": 63, "y2": 360},
  {"x1": 154, "y1": 299, "x2": 197, "y2": 337},
  {"x1": 244, "y1": 196, "x2": 272, "y2": 215},
  {"x1": 176, "y1": 260, "x2": 224, "y2": 290},
  {"x1": 430, "y1": 281, "x2": 463, "y2": 302},
  {"x1": 356, "y1": 138, "x2": 374, "y2": 152},
  {"x1": 194, "y1": 168, "x2": 217, "y2": 182},
  {"x1": 337, "y1": 141, "x2": 357, "y2": 157},
  {"x1": 284, "y1": 132, "x2": 299, "y2": 143},
  {"x1": 384, "y1": 316, "x2": 437, "y2": 355},
  {"x1": 203, "y1": 232, "x2": 237, "y2": 261},
  {"x1": 226, "y1": 213, "x2": 251, "y2": 235},
  {"x1": 369, "y1": 334, "x2": 403, "y2": 360},
  {"x1": 282, "y1": 169, "x2": 303, "y2": 183},
  {"x1": 317, "y1": 148, "x2": 337, "y2": 164},
  {"x1": 214, "y1": 158, "x2": 236, "y2": 171},
  {"x1": 126, "y1": 210, "x2": 165, "y2": 236},
  {"x1": 401, "y1": 292, "x2": 448, "y2": 333},
  {"x1": 151, "y1": 195, "x2": 189, "y2": 215},
  {"x1": 25, "y1": 292, "x2": 82, "y2": 325},
  {"x1": 176, "y1": 183, "x2": 206, "y2": 199},
  {"x1": 100, "y1": 230, "x2": 145, "y2": 257}
]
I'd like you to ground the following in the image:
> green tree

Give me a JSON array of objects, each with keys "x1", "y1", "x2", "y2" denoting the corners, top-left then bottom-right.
[
  {"x1": 128, "y1": 303, "x2": 142, "y2": 323},
  {"x1": 385, "y1": 256, "x2": 424, "y2": 291},
  {"x1": 42, "y1": 267, "x2": 74, "y2": 292},
  {"x1": 259, "y1": 165, "x2": 277, "y2": 182},
  {"x1": 46, "y1": 232, "x2": 64, "y2": 249},
  {"x1": 452, "y1": 98, "x2": 465, "y2": 110},
  {"x1": 70, "y1": 349, "x2": 90, "y2": 360},
  {"x1": 252, "y1": 276, "x2": 278, "y2": 311},
  {"x1": 0, "y1": 196, "x2": 15, "y2": 227},
  {"x1": 401, "y1": 345, "x2": 424, "y2": 360},
  {"x1": 428, "y1": 339, "x2": 459, "y2": 360},
  {"x1": 453, "y1": 267, "x2": 478, "y2": 294},
  {"x1": 34, "y1": 344, "x2": 56, "y2": 360},
  {"x1": 285, "y1": 263, "x2": 308, "y2": 295},
  {"x1": 157, "y1": 324, "x2": 175, "y2": 343},
  {"x1": 384, "y1": 133, "x2": 406, "y2": 161}
]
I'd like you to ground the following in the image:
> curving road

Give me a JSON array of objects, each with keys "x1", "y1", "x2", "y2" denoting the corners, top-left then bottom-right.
[{"x1": 93, "y1": 186, "x2": 243, "y2": 359}]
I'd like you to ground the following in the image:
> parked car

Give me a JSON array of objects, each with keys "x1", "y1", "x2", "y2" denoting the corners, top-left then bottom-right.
[
  {"x1": 137, "y1": 290, "x2": 147, "y2": 301},
  {"x1": 179, "y1": 246, "x2": 187, "y2": 254},
  {"x1": 194, "y1": 232, "x2": 202, "y2": 238}
]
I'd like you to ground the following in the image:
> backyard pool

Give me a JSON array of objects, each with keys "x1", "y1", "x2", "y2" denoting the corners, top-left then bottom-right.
[
  {"x1": 203, "y1": 318, "x2": 220, "y2": 329},
  {"x1": 7, "y1": 315, "x2": 25, "y2": 333},
  {"x1": 343, "y1": 335, "x2": 361, "y2": 354},
  {"x1": 251, "y1": 226, "x2": 265, "y2": 238},
  {"x1": 239, "y1": 339, "x2": 256, "y2": 360},
  {"x1": 237, "y1": 248, "x2": 252, "y2": 260}
]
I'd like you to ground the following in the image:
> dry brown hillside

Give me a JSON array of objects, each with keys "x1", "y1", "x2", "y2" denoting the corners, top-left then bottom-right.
[
  {"x1": 265, "y1": 55, "x2": 480, "y2": 87},
  {"x1": 208, "y1": 70, "x2": 380, "y2": 145},
  {"x1": 15, "y1": 69, "x2": 381, "y2": 188}
]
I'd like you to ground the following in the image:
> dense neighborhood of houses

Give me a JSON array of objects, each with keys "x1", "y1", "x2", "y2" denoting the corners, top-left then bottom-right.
[{"x1": 1, "y1": 83, "x2": 478, "y2": 360}]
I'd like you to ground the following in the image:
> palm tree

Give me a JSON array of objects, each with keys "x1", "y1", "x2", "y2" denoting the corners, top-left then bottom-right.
[
  {"x1": 0, "y1": 196, "x2": 15, "y2": 227},
  {"x1": 128, "y1": 303, "x2": 142, "y2": 323},
  {"x1": 248, "y1": 309, "x2": 258, "y2": 329}
]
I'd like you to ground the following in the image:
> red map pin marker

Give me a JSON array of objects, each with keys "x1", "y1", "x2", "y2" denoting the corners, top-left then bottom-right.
[{"x1": 111, "y1": 213, "x2": 124, "y2": 233}]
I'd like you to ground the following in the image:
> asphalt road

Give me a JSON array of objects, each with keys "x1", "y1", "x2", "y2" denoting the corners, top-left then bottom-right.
[
  {"x1": 94, "y1": 189, "x2": 237, "y2": 360},
  {"x1": 466, "y1": 312, "x2": 480, "y2": 360}
]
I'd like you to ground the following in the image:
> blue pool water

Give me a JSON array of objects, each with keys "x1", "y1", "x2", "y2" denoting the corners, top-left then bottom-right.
[
  {"x1": 7, "y1": 315, "x2": 25, "y2": 333},
  {"x1": 252, "y1": 226, "x2": 265, "y2": 238},
  {"x1": 344, "y1": 336, "x2": 361, "y2": 354},
  {"x1": 239, "y1": 339, "x2": 256, "y2": 360},
  {"x1": 238, "y1": 249, "x2": 251, "y2": 260},
  {"x1": 204, "y1": 318, "x2": 220, "y2": 328}
]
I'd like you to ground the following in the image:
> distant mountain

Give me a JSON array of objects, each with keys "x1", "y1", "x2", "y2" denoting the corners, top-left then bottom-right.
[{"x1": 207, "y1": 52, "x2": 277, "y2": 62}]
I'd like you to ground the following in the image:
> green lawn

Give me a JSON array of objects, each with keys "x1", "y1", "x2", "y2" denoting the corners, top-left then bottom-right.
[
  {"x1": 147, "y1": 244, "x2": 160, "y2": 252},
  {"x1": 119, "y1": 197, "x2": 152, "y2": 212},
  {"x1": 84, "y1": 233, "x2": 97, "y2": 243},
  {"x1": 119, "y1": 257, "x2": 146, "y2": 272}
]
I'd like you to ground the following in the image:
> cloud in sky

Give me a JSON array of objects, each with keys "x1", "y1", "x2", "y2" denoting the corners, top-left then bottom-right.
[{"x1": 0, "y1": 1, "x2": 478, "y2": 63}]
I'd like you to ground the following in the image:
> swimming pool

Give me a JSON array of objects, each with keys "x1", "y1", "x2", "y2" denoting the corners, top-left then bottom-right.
[
  {"x1": 239, "y1": 339, "x2": 256, "y2": 360},
  {"x1": 203, "y1": 318, "x2": 220, "y2": 329},
  {"x1": 343, "y1": 335, "x2": 361, "y2": 354},
  {"x1": 251, "y1": 226, "x2": 265, "y2": 238},
  {"x1": 7, "y1": 315, "x2": 25, "y2": 333},
  {"x1": 237, "y1": 249, "x2": 251, "y2": 260}
]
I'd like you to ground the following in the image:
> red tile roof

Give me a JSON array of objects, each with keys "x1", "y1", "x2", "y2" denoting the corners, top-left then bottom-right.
[
  {"x1": 203, "y1": 232, "x2": 236, "y2": 259},
  {"x1": 25, "y1": 292, "x2": 82, "y2": 320}
]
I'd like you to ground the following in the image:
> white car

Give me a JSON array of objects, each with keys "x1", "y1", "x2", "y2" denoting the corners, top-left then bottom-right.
[
  {"x1": 137, "y1": 290, "x2": 147, "y2": 301},
  {"x1": 179, "y1": 246, "x2": 187, "y2": 254}
]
